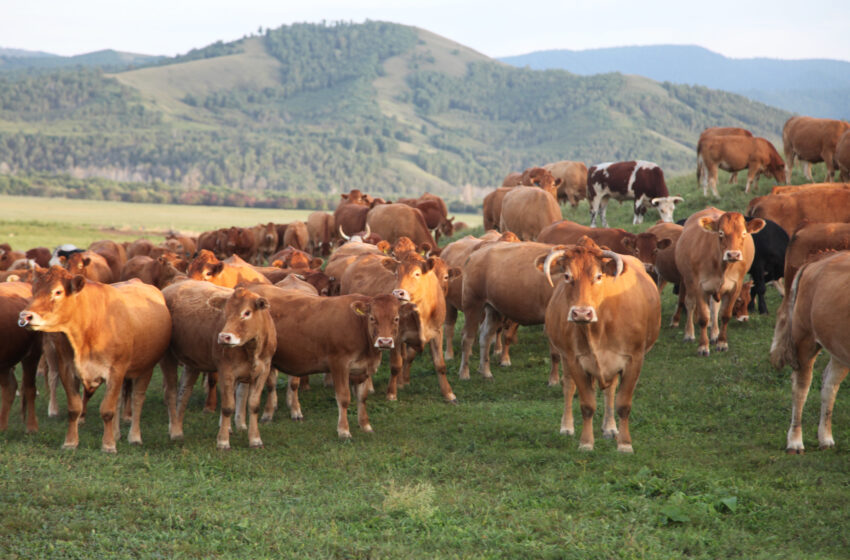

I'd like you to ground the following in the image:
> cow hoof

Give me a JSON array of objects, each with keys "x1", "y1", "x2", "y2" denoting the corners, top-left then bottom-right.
[
  {"x1": 669, "y1": 320, "x2": 680, "y2": 328},
  {"x1": 500, "y1": 359, "x2": 511, "y2": 367},
  {"x1": 481, "y1": 374, "x2": 494, "y2": 381},
  {"x1": 617, "y1": 444, "x2": 634, "y2": 453},
  {"x1": 602, "y1": 429, "x2": 619, "y2": 439},
  {"x1": 715, "y1": 342, "x2": 729, "y2": 352},
  {"x1": 386, "y1": 394, "x2": 397, "y2": 402},
  {"x1": 101, "y1": 445, "x2": 117, "y2": 454},
  {"x1": 236, "y1": 423, "x2": 248, "y2": 432},
  {"x1": 683, "y1": 334, "x2": 695, "y2": 342},
  {"x1": 548, "y1": 380, "x2": 560, "y2": 388},
  {"x1": 736, "y1": 316, "x2": 749, "y2": 323},
  {"x1": 202, "y1": 407, "x2": 216, "y2": 414},
  {"x1": 447, "y1": 397, "x2": 459, "y2": 405},
  {"x1": 458, "y1": 369, "x2": 470, "y2": 380},
  {"x1": 338, "y1": 430, "x2": 352, "y2": 439},
  {"x1": 578, "y1": 443, "x2": 594, "y2": 452},
  {"x1": 697, "y1": 346, "x2": 710, "y2": 357},
  {"x1": 61, "y1": 442, "x2": 78, "y2": 451},
  {"x1": 290, "y1": 414, "x2": 304, "y2": 422},
  {"x1": 786, "y1": 447, "x2": 804, "y2": 455},
  {"x1": 128, "y1": 438, "x2": 142, "y2": 446},
  {"x1": 819, "y1": 439, "x2": 835, "y2": 450},
  {"x1": 170, "y1": 433, "x2": 184, "y2": 442},
  {"x1": 362, "y1": 424, "x2": 374, "y2": 433},
  {"x1": 560, "y1": 427, "x2": 574, "y2": 436},
  {"x1": 216, "y1": 442, "x2": 231, "y2": 450},
  {"x1": 48, "y1": 410, "x2": 60, "y2": 419},
  {"x1": 260, "y1": 414, "x2": 274, "y2": 423},
  {"x1": 249, "y1": 439, "x2": 264, "y2": 449}
]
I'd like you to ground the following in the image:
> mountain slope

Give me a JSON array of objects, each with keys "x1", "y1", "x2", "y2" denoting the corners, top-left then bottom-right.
[
  {"x1": 0, "y1": 23, "x2": 793, "y2": 207},
  {"x1": 500, "y1": 45, "x2": 850, "y2": 119}
]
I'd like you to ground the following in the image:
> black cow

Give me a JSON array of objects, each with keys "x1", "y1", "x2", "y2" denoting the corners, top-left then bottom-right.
[{"x1": 746, "y1": 216, "x2": 788, "y2": 315}]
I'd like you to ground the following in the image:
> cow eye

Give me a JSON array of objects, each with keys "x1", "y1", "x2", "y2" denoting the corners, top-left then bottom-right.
[
  {"x1": 718, "y1": 231, "x2": 725, "y2": 238},
  {"x1": 595, "y1": 272, "x2": 603, "y2": 282},
  {"x1": 242, "y1": 310, "x2": 251, "y2": 319},
  {"x1": 393, "y1": 316, "x2": 399, "y2": 323},
  {"x1": 563, "y1": 272, "x2": 573, "y2": 283},
  {"x1": 53, "y1": 289, "x2": 63, "y2": 297}
]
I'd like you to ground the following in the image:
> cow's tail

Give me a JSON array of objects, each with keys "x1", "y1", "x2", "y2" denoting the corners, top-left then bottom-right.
[{"x1": 769, "y1": 261, "x2": 806, "y2": 370}]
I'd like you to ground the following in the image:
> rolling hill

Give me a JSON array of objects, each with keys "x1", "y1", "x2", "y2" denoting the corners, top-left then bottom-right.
[
  {"x1": 0, "y1": 23, "x2": 792, "y2": 207},
  {"x1": 500, "y1": 45, "x2": 850, "y2": 120}
]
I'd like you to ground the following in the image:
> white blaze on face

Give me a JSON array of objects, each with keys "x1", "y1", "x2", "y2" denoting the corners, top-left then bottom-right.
[{"x1": 650, "y1": 196, "x2": 681, "y2": 223}]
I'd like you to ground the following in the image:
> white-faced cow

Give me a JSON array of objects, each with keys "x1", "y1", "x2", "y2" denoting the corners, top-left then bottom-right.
[{"x1": 586, "y1": 161, "x2": 683, "y2": 227}]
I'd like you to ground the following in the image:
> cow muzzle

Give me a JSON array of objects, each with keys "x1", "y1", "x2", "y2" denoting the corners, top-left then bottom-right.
[
  {"x1": 723, "y1": 250, "x2": 743, "y2": 262},
  {"x1": 568, "y1": 306, "x2": 598, "y2": 323},
  {"x1": 218, "y1": 332, "x2": 242, "y2": 346},
  {"x1": 374, "y1": 337, "x2": 395, "y2": 349},
  {"x1": 392, "y1": 289, "x2": 411, "y2": 302},
  {"x1": 18, "y1": 311, "x2": 39, "y2": 329}
]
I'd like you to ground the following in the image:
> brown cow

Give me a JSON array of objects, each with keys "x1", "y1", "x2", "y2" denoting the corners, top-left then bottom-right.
[
  {"x1": 221, "y1": 227, "x2": 256, "y2": 262},
  {"x1": 544, "y1": 160, "x2": 588, "y2": 207},
  {"x1": 675, "y1": 208, "x2": 764, "y2": 356},
  {"x1": 398, "y1": 193, "x2": 455, "y2": 242},
  {"x1": 163, "y1": 233, "x2": 196, "y2": 260},
  {"x1": 187, "y1": 251, "x2": 271, "y2": 287},
  {"x1": 696, "y1": 127, "x2": 754, "y2": 185},
  {"x1": 499, "y1": 187, "x2": 562, "y2": 241},
  {"x1": 366, "y1": 204, "x2": 438, "y2": 251},
  {"x1": 783, "y1": 116, "x2": 850, "y2": 182},
  {"x1": 697, "y1": 135, "x2": 786, "y2": 196},
  {"x1": 334, "y1": 189, "x2": 381, "y2": 240},
  {"x1": 65, "y1": 251, "x2": 113, "y2": 283},
  {"x1": 248, "y1": 286, "x2": 409, "y2": 437},
  {"x1": 252, "y1": 223, "x2": 279, "y2": 265},
  {"x1": 770, "y1": 251, "x2": 850, "y2": 452},
  {"x1": 120, "y1": 255, "x2": 185, "y2": 289},
  {"x1": 283, "y1": 221, "x2": 309, "y2": 253},
  {"x1": 88, "y1": 240, "x2": 127, "y2": 282},
  {"x1": 25, "y1": 247, "x2": 51, "y2": 268},
  {"x1": 502, "y1": 172, "x2": 523, "y2": 187},
  {"x1": 0, "y1": 282, "x2": 42, "y2": 433},
  {"x1": 836, "y1": 129, "x2": 850, "y2": 182},
  {"x1": 540, "y1": 238, "x2": 660, "y2": 452},
  {"x1": 482, "y1": 187, "x2": 513, "y2": 231},
  {"x1": 305, "y1": 212, "x2": 335, "y2": 257},
  {"x1": 746, "y1": 185, "x2": 850, "y2": 236},
  {"x1": 783, "y1": 223, "x2": 850, "y2": 288},
  {"x1": 458, "y1": 241, "x2": 561, "y2": 385},
  {"x1": 645, "y1": 222, "x2": 685, "y2": 322},
  {"x1": 160, "y1": 281, "x2": 276, "y2": 449},
  {"x1": 0, "y1": 249, "x2": 25, "y2": 271},
  {"x1": 18, "y1": 267, "x2": 171, "y2": 452}
]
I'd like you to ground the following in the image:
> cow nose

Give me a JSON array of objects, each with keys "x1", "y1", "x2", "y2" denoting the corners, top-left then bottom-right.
[
  {"x1": 18, "y1": 311, "x2": 33, "y2": 327},
  {"x1": 218, "y1": 332, "x2": 239, "y2": 345},
  {"x1": 724, "y1": 250, "x2": 743, "y2": 262},
  {"x1": 392, "y1": 289, "x2": 411, "y2": 302},
  {"x1": 374, "y1": 337, "x2": 394, "y2": 349},
  {"x1": 568, "y1": 306, "x2": 597, "y2": 323}
]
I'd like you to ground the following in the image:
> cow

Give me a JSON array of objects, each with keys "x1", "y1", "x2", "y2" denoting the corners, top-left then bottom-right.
[
  {"x1": 502, "y1": 172, "x2": 523, "y2": 187},
  {"x1": 697, "y1": 136, "x2": 786, "y2": 196},
  {"x1": 283, "y1": 220, "x2": 310, "y2": 253},
  {"x1": 770, "y1": 251, "x2": 850, "y2": 453},
  {"x1": 305, "y1": 212, "x2": 335, "y2": 257},
  {"x1": 675, "y1": 208, "x2": 765, "y2": 356},
  {"x1": 187, "y1": 251, "x2": 271, "y2": 287},
  {"x1": 120, "y1": 255, "x2": 185, "y2": 289},
  {"x1": 222, "y1": 227, "x2": 256, "y2": 262},
  {"x1": 25, "y1": 247, "x2": 51, "y2": 268},
  {"x1": 745, "y1": 216, "x2": 789, "y2": 315},
  {"x1": 836, "y1": 129, "x2": 850, "y2": 182},
  {"x1": 783, "y1": 116, "x2": 850, "y2": 183},
  {"x1": 586, "y1": 161, "x2": 683, "y2": 227},
  {"x1": 18, "y1": 267, "x2": 171, "y2": 452},
  {"x1": 458, "y1": 240, "x2": 561, "y2": 385},
  {"x1": 543, "y1": 160, "x2": 588, "y2": 207},
  {"x1": 252, "y1": 223, "x2": 279, "y2": 265},
  {"x1": 340, "y1": 249, "x2": 459, "y2": 402},
  {"x1": 746, "y1": 185, "x2": 850, "y2": 236},
  {"x1": 85, "y1": 240, "x2": 126, "y2": 282},
  {"x1": 324, "y1": 238, "x2": 390, "y2": 296},
  {"x1": 196, "y1": 229, "x2": 225, "y2": 257},
  {"x1": 540, "y1": 237, "x2": 660, "y2": 452},
  {"x1": 538, "y1": 220, "x2": 671, "y2": 270},
  {"x1": 645, "y1": 221, "x2": 684, "y2": 294},
  {"x1": 782, "y1": 223, "x2": 850, "y2": 293},
  {"x1": 397, "y1": 193, "x2": 455, "y2": 242},
  {"x1": 499, "y1": 187, "x2": 562, "y2": 241},
  {"x1": 334, "y1": 189, "x2": 381, "y2": 241},
  {"x1": 366, "y1": 204, "x2": 438, "y2": 251},
  {"x1": 162, "y1": 232, "x2": 196, "y2": 260},
  {"x1": 0, "y1": 282, "x2": 42, "y2": 433},
  {"x1": 482, "y1": 187, "x2": 513, "y2": 231},
  {"x1": 160, "y1": 282, "x2": 276, "y2": 449},
  {"x1": 65, "y1": 251, "x2": 113, "y2": 283},
  {"x1": 248, "y1": 285, "x2": 409, "y2": 438},
  {"x1": 696, "y1": 127, "x2": 754, "y2": 185}
]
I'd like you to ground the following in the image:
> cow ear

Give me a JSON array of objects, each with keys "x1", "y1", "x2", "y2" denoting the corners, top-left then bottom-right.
[
  {"x1": 672, "y1": 196, "x2": 684, "y2": 204},
  {"x1": 657, "y1": 238, "x2": 673, "y2": 251},
  {"x1": 554, "y1": 178, "x2": 563, "y2": 187},
  {"x1": 6, "y1": 274, "x2": 20, "y2": 282},
  {"x1": 699, "y1": 217, "x2": 719, "y2": 233},
  {"x1": 601, "y1": 257, "x2": 624, "y2": 277},
  {"x1": 376, "y1": 240, "x2": 391, "y2": 254},
  {"x1": 418, "y1": 242, "x2": 433, "y2": 256},
  {"x1": 69, "y1": 275, "x2": 86, "y2": 294},
  {"x1": 381, "y1": 258, "x2": 398, "y2": 273},
  {"x1": 310, "y1": 257, "x2": 324, "y2": 269},
  {"x1": 82, "y1": 256, "x2": 91, "y2": 267},
  {"x1": 208, "y1": 293, "x2": 228, "y2": 310},
  {"x1": 448, "y1": 267, "x2": 462, "y2": 280},
  {"x1": 211, "y1": 263, "x2": 224, "y2": 275},
  {"x1": 621, "y1": 237, "x2": 635, "y2": 251},
  {"x1": 746, "y1": 218, "x2": 766, "y2": 235},
  {"x1": 425, "y1": 256, "x2": 441, "y2": 272},
  {"x1": 350, "y1": 301, "x2": 369, "y2": 316},
  {"x1": 254, "y1": 297, "x2": 269, "y2": 311}
]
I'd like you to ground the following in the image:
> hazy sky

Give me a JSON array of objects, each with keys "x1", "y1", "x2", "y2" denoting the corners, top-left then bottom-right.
[{"x1": 4, "y1": 0, "x2": 849, "y2": 61}]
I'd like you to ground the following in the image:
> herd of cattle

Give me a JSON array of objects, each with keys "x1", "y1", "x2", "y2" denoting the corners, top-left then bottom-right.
[{"x1": 2, "y1": 115, "x2": 850, "y2": 455}]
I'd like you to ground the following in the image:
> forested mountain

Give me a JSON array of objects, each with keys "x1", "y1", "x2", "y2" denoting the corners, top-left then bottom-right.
[
  {"x1": 0, "y1": 23, "x2": 792, "y2": 208},
  {"x1": 0, "y1": 49, "x2": 162, "y2": 72},
  {"x1": 501, "y1": 45, "x2": 850, "y2": 120}
]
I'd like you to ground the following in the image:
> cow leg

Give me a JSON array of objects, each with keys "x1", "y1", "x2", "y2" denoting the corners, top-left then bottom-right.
[
  {"x1": 401, "y1": 344, "x2": 417, "y2": 386},
  {"x1": 261, "y1": 369, "x2": 278, "y2": 423},
  {"x1": 286, "y1": 375, "x2": 303, "y2": 420},
  {"x1": 818, "y1": 357, "x2": 849, "y2": 450},
  {"x1": 695, "y1": 295, "x2": 711, "y2": 356},
  {"x1": 478, "y1": 306, "x2": 501, "y2": 379},
  {"x1": 176, "y1": 366, "x2": 202, "y2": 437},
  {"x1": 330, "y1": 359, "x2": 352, "y2": 439},
  {"x1": 572, "y1": 369, "x2": 596, "y2": 451},
  {"x1": 387, "y1": 348, "x2": 402, "y2": 401},
  {"x1": 160, "y1": 352, "x2": 183, "y2": 440},
  {"x1": 234, "y1": 382, "x2": 248, "y2": 431},
  {"x1": 444, "y1": 303, "x2": 458, "y2": 360},
  {"x1": 729, "y1": 171, "x2": 739, "y2": 184},
  {"x1": 204, "y1": 371, "x2": 218, "y2": 413},
  {"x1": 127, "y1": 372, "x2": 152, "y2": 446},
  {"x1": 42, "y1": 340, "x2": 63, "y2": 418},
  {"x1": 600, "y1": 199, "x2": 611, "y2": 228},
  {"x1": 500, "y1": 321, "x2": 519, "y2": 367},
  {"x1": 120, "y1": 378, "x2": 133, "y2": 423},
  {"x1": 430, "y1": 337, "x2": 458, "y2": 403},
  {"x1": 20, "y1": 348, "x2": 40, "y2": 433},
  {"x1": 560, "y1": 364, "x2": 576, "y2": 435},
  {"x1": 601, "y1": 377, "x2": 619, "y2": 439},
  {"x1": 744, "y1": 165, "x2": 760, "y2": 193},
  {"x1": 787, "y1": 353, "x2": 818, "y2": 453},
  {"x1": 323, "y1": 373, "x2": 334, "y2": 387},
  {"x1": 803, "y1": 161, "x2": 813, "y2": 182},
  {"x1": 709, "y1": 298, "x2": 720, "y2": 345},
  {"x1": 99, "y1": 375, "x2": 125, "y2": 453},
  {"x1": 715, "y1": 293, "x2": 736, "y2": 352},
  {"x1": 246, "y1": 368, "x2": 270, "y2": 448},
  {"x1": 615, "y1": 357, "x2": 643, "y2": 453},
  {"x1": 671, "y1": 283, "x2": 686, "y2": 328},
  {"x1": 53, "y1": 344, "x2": 82, "y2": 450},
  {"x1": 0, "y1": 367, "x2": 16, "y2": 431},
  {"x1": 682, "y1": 289, "x2": 697, "y2": 342},
  {"x1": 548, "y1": 344, "x2": 561, "y2": 387},
  {"x1": 216, "y1": 374, "x2": 236, "y2": 450},
  {"x1": 458, "y1": 303, "x2": 484, "y2": 380},
  {"x1": 356, "y1": 379, "x2": 373, "y2": 433},
  {"x1": 589, "y1": 196, "x2": 602, "y2": 228}
]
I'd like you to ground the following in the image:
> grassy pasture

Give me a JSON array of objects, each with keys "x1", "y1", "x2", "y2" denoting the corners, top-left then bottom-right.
[{"x1": 1, "y1": 167, "x2": 849, "y2": 558}]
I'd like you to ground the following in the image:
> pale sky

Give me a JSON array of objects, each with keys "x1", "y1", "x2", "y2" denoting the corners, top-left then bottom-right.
[{"x1": 3, "y1": 0, "x2": 850, "y2": 62}]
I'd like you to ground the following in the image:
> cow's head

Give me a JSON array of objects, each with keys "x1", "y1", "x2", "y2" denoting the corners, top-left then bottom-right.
[
  {"x1": 384, "y1": 253, "x2": 450, "y2": 305},
  {"x1": 187, "y1": 250, "x2": 224, "y2": 281},
  {"x1": 216, "y1": 287, "x2": 273, "y2": 347},
  {"x1": 650, "y1": 196, "x2": 684, "y2": 223},
  {"x1": 65, "y1": 252, "x2": 93, "y2": 275},
  {"x1": 438, "y1": 216, "x2": 456, "y2": 239},
  {"x1": 699, "y1": 212, "x2": 765, "y2": 263},
  {"x1": 621, "y1": 233, "x2": 673, "y2": 274},
  {"x1": 18, "y1": 266, "x2": 85, "y2": 332},
  {"x1": 767, "y1": 151, "x2": 786, "y2": 183},
  {"x1": 350, "y1": 293, "x2": 409, "y2": 350},
  {"x1": 538, "y1": 237, "x2": 624, "y2": 324},
  {"x1": 732, "y1": 281, "x2": 754, "y2": 322}
]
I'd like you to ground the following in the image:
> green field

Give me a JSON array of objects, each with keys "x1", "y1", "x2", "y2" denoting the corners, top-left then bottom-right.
[{"x1": 1, "y1": 170, "x2": 849, "y2": 559}]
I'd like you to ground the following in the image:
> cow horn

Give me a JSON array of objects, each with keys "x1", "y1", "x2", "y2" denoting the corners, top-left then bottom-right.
[
  {"x1": 542, "y1": 249, "x2": 566, "y2": 288},
  {"x1": 339, "y1": 225, "x2": 350, "y2": 240},
  {"x1": 364, "y1": 223, "x2": 371, "y2": 237},
  {"x1": 600, "y1": 250, "x2": 623, "y2": 277}
]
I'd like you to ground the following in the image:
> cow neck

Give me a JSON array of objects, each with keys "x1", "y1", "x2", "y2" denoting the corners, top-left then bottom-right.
[{"x1": 60, "y1": 283, "x2": 114, "y2": 365}]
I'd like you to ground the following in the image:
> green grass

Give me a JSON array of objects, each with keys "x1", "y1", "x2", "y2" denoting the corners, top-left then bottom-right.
[{"x1": 1, "y1": 172, "x2": 848, "y2": 559}]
